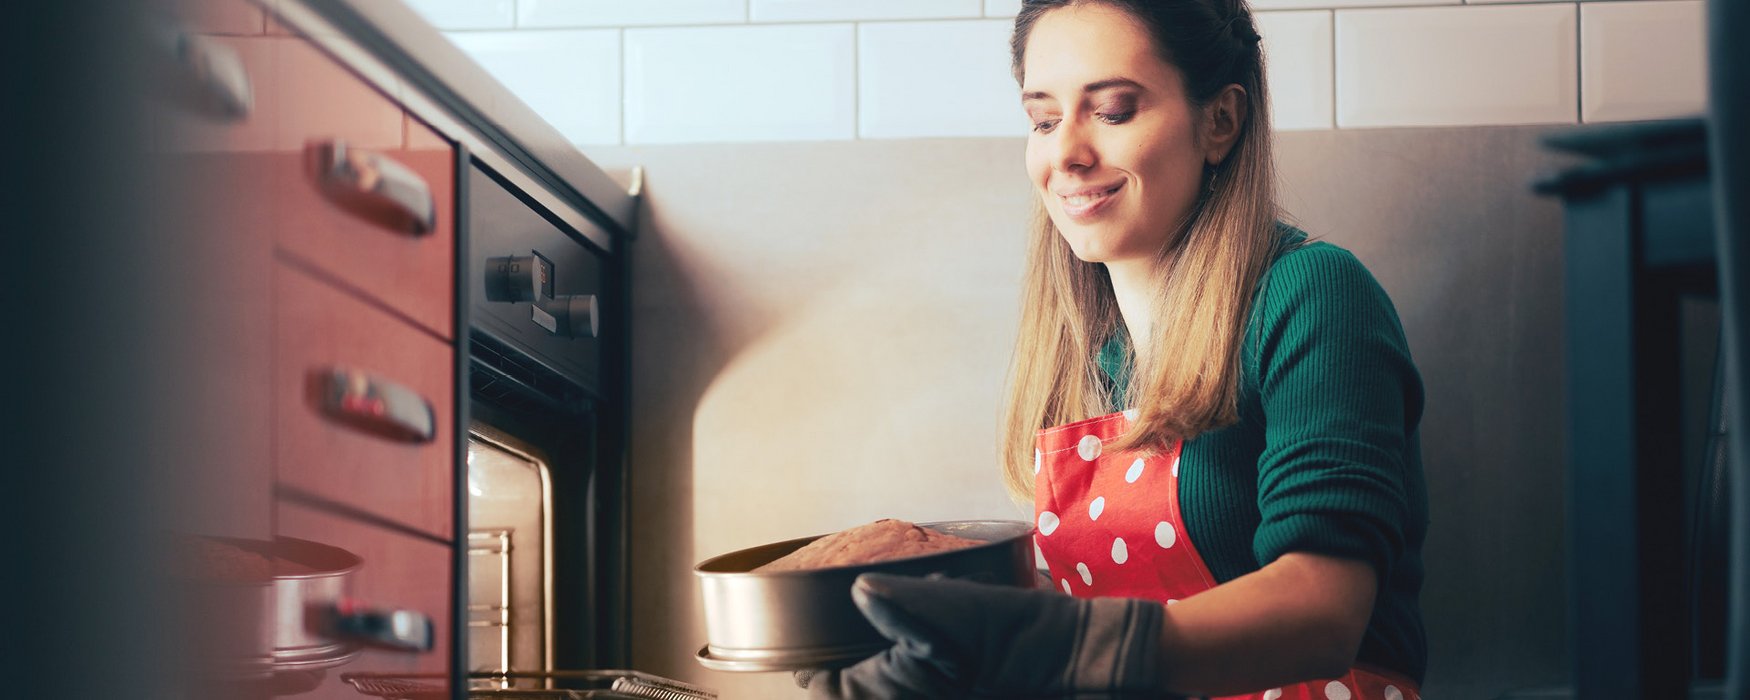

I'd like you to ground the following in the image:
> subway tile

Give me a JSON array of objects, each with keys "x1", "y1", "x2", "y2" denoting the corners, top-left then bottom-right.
[
  {"x1": 402, "y1": 0, "x2": 515, "y2": 30},
  {"x1": 753, "y1": 0, "x2": 980, "y2": 22},
  {"x1": 1581, "y1": 0, "x2": 1707, "y2": 122},
  {"x1": 1256, "y1": 10, "x2": 1334, "y2": 131},
  {"x1": 858, "y1": 20, "x2": 1022, "y2": 139},
  {"x1": 985, "y1": 0, "x2": 1022, "y2": 17},
  {"x1": 446, "y1": 30, "x2": 622, "y2": 145},
  {"x1": 1336, "y1": 4, "x2": 1577, "y2": 127},
  {"x1": 1252, "y1": 0, "x2": 1452, "y2": 10},
  {"x1": 625, "y1": 24, "x2": 855, "y2": 143},
  {"x1": 518, "y1": 0, "x2": 745, "y2": 28}
]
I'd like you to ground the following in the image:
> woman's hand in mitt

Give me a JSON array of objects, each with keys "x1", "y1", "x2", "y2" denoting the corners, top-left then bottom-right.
[{"x1": 795, "y1": 572, "x2": 1172, "y2": 699}]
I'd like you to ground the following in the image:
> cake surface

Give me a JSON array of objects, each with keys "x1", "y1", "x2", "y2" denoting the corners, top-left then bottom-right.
[{"x1": 754, "y1": 518, "x2": 983, "y2": 572}]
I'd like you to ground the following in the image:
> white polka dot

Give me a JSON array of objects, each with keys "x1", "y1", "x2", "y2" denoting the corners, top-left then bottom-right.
[
  {"x1": 1111, "y1": 537, "x2": 1128, "y2": 564},
  {"x1": 1154, "y1": 521, "x2": 1177, "y2": 549},
  {"x1": 1077, "y1": 435, "x2": 1102, "y2": 461},
  {"x1": 1171, "y1": 454, "x2": 1180, "y2": 477},
  {"x1": 1123, "y1": 408, "x2": 1139, "y2": 421},
  {"x1": 1088, "y1": 497, "x2": 1105, "y2": 521},
  {"x1": 1075, "y1": 562, "x2": 1092, "y2": 586},
  {"x1": 1166, "y1": 599, "x2": 1179, "y2": 605},
  {"x1": 1038, "y1": 511, "x2": 1059, "y2": 536},
  {"x1": 1124, "y1": 458, "x2": 1145, "y2": 483},
  {"x1": 1325, "y1": 680, "x2": 1352, "y2": 700},
  {"x1": 1384, "y1": 686, "x2": 1404, "y2": 700},
  {"x1": 1262, "y1": 690, "x2": 1282, "y2": 700},
  {"x1": 1034, "y1": 449, "x2": 1041, "y2": 475},
  {"x1": 1060, "y1": 578, "x2": 1072, "y2": 594}
]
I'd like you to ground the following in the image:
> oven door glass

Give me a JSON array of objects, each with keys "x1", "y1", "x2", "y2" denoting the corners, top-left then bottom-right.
[{"x1": 466, "y1": 428, "x2": 553, "y2": 681}]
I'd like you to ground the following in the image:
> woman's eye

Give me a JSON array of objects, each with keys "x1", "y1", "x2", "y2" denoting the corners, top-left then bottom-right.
[
  {"x1": 1032, "y1": 119, "x2": 1060, "y2": 133},
  {"x1": 1096, "y1": 111, "x2": 1135, "y2": 125}
]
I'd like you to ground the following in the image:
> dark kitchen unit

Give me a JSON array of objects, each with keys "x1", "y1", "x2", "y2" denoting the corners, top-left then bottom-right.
[{"x1": 140, "y1": 0, "x2": 711, "y2": 697}]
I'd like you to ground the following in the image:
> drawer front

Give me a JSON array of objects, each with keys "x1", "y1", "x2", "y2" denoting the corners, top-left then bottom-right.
[
  {"x1": 468, "y1": 164, "x2": 607, "y2": 395},
  {"x1": 275, "y1": 263, "x2": 455, "y2": 539},
  {"x1": 149, "y1": 21, "x2": 457, "y2": 339},
  {"x1": 275, "y1": 500, "x2": 453, "y2": 699},
  {"x1": 272, "y1": 41, "x2": 457, "y2": 339}
]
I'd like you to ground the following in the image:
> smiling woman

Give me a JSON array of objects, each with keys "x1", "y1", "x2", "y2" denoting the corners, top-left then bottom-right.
[{"x1": 797, "y1": 1, "x2": 1431, "y2": 699}]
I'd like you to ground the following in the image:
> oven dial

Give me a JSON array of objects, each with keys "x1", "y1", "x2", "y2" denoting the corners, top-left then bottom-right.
[
  {"x1": 535, "y1": 294, "x2": 598, "y2": 339},
  {"x1": 484, "y1": 252, "x2": 553, "y2": 304}
]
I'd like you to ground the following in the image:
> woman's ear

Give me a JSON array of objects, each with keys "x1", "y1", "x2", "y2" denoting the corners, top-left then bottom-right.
[{"x1": 1201, "y1": 84, "x2": 1247, "y2": 165}]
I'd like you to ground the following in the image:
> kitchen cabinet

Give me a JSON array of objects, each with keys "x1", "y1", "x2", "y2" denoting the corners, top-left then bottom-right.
[{"x1": 152, "y1": 0, "x2": 459, "y2": 694}]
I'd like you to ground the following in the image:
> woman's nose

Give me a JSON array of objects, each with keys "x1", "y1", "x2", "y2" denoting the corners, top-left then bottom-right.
[{"x1": 1050, "y1": 117, "x2": 1098, "y2": 173}]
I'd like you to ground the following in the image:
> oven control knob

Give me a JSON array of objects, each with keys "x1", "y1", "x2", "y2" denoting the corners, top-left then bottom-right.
[
  {"x1": 536, "y1": 294, "x2": 598, "y2": 339},
  {"x1": 484, "y1": 252, "x2": 552, "y2": 303}
]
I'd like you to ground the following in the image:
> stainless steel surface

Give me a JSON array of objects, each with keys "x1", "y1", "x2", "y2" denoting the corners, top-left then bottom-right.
[
  {"x1": 692, "y1": 520, "x2": 1036, "y2": 672},
  {"x1": 467, "y1": 427, "x2": 556, "y2": 676},
  {"x1": 263, "y1": 0, "x2": 633, "y2": 248},
  {"x1": 319, "y1": 366, "x2": 438, "y2": 443},
  {"x1": 311, "y1": 139, "x2": 438, "y2": 235},
  {"x1": 343, "y1": 670, "x2": 716, "y2": 699},
  {"x1": 269, "y1": 536, "x2": 365, "y2": 667}
]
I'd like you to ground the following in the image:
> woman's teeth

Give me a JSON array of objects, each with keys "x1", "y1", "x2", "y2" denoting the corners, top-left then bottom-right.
[{"x1": 1064, "y1": 185, "x2": 1120, "y2": 207}]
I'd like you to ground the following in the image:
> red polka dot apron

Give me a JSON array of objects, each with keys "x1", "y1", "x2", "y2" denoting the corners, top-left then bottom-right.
[{"x1": 1034, "y1": 410, "x2": 1422, "y2": 700}]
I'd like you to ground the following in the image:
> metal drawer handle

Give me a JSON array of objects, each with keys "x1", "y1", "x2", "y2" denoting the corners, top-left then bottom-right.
[
  {"x1": 315, "y1": 367, "x2": 436, "y2": 443},
  {"x1": 321, "y1": 599, "x2": 435, "y2": 653},
  {"x1": 310, "y1": 139, "x2": 437, "y2": 236},
  {"x1": 150, "y1": 20, "x2": 254, "y2": 120}
]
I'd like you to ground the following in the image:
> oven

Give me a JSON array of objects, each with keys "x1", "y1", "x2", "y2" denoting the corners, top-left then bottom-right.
[{"x1": 461, "y1": 158, "x2": 629, "y2": 682}]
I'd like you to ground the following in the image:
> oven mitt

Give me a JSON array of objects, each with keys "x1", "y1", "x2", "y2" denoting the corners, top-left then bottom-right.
[{"x1": 795, "y1": 572, "x2": 1171, "y2": 699}]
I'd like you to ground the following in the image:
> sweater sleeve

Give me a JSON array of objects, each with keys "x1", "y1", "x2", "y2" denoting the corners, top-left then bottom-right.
[{"x1": 1248, "y1": 244, "x2": 1423, "y2": 582}]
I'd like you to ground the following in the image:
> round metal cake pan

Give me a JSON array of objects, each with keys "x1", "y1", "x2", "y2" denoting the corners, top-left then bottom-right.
[{"x1": 693, "y1": 519, "x2": 1036, "y2": 673}]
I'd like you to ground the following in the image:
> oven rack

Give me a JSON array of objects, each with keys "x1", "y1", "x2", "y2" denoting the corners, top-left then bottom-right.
[{"x1": 343, "y1": 670, "x2": 717, "y2": 700}]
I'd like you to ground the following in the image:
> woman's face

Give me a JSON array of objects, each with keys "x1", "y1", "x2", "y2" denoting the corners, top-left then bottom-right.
[{"x1": 1021, "y1": 4, "x2": 1207, "y2": 267}]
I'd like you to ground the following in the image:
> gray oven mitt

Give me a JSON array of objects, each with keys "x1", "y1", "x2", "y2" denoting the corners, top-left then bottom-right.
[{"x1": 795, "y1": 572, "x2": 1172, "y2": 699}]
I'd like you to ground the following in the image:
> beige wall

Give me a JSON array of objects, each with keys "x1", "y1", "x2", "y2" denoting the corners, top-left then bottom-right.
[{"x1": 585, "y1": 126, "x2": 1574, "y2": 699}]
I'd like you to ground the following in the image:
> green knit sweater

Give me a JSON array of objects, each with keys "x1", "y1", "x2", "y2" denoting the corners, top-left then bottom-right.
[{"x1": 1097, "y1": 226, "x2": 1428, "y2": 683}]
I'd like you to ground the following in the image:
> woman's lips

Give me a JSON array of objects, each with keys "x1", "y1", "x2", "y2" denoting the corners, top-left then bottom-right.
[{"x1": 1058, "y1": 182, "x2": 1123, "y2": 220}]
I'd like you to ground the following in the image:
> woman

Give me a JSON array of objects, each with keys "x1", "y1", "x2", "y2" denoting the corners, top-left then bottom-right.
[{"x1": 801, "y1": 0, "x2": 1427, "y2": 698}]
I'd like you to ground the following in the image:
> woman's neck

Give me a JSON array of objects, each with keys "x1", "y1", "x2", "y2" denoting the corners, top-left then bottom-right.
[{"x1": 1105, "y1": 259, "x2": 1158, "y2": 358}]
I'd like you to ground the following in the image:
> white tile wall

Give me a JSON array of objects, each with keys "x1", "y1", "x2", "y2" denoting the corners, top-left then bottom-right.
[
  {"x1": 624, "y1": 24, "x2": 857, "y2": 143},
  {"x1": 413, "y1": 0, "x2": 1710, "y2": 144},
  {"x1": 519, "y1": 0, "x2": 745, "y2": 28},
  {"x1": 753, "y1": 0, "x2": 982, "y2": 23},
  {"x1": 1257, "y1": 10, "x2": 1334, "y2": 131},
  {"x1": 1336, "y1": 4, "x2": 1578, "y2": 127},
  {"x1": 446, "y1": 30, "x2": 622, "y2": 144},
  {"x1": 1581, "y1": 0, "x2": 1707, "y2": 123},
  {"x1": 858, "y1": 20, "x2": 1023, "y2": 139},
  {"x1": 400, "y1": 0, "x2": 514, "y2": 30}
]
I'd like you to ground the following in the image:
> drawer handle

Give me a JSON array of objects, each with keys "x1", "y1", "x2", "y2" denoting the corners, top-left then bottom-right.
[
  {"x1": 321, "y1": 599, "x2": 434, "y2": 653},
  {"x1": 310, "y1": 139, "x2": 437, "y2": 236},
  {"x1": 149, "y1": 20, "x2": 254, "y2": 120},
  {"x1": 315, "y1": 367, "x2": 436, "y2": 443}
]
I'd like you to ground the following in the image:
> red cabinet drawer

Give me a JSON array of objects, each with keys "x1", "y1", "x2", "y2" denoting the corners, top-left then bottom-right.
[
  {"x1": 275, "y1": 262, "x2": 454, "y2": 539},
  {"x1": 149, "y1": 27, "x2": 457, "y2": 339},
  {"x1": 272, "y1": 41, "x2": 456, "y2": 339},
  {"x1": 275, "y1": 500, "x2": 453, "y2": 699}
]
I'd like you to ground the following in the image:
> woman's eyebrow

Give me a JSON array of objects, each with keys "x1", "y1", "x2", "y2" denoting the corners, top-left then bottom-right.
[{"x1": 1022, "y1": 77, "x2": 1145, "y2": 103}]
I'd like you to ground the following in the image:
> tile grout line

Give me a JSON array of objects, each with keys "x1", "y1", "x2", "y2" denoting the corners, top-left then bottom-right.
[
  {"x1": 852, "y1": 22, "x2": 862, "y2": 140},
  {"x1": 619, "y1": 27, "x2": 627, "y2": 145},
  {"x1": 1574, "y1": 1, "x2": 1584, "y2": 124},
  {"x1": 1329, "y1": 8, "x2": 1339, "y2": 129}
]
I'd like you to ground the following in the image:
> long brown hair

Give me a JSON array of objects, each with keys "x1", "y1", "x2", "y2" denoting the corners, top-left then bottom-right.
[{"x1": 1000, "y1": 0, "x2": 1289, "y2": 505}]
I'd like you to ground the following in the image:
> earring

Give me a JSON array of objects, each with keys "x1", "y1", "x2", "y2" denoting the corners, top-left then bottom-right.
[{"x1": 1203, "y1": 162, "x2": 1218, "y2": 195}]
